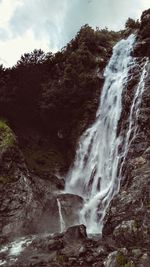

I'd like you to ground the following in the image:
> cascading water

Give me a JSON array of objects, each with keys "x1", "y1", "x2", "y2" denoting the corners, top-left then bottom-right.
[
  {"x1": 65, "y1": 34, "x2": 149, "y2": 234},
  {"x1": 119, "y1": 57, "x2": 149, "y2": 176},
  {"x1": 57, "y1": 198, "x2": 66, "y2": 232}
]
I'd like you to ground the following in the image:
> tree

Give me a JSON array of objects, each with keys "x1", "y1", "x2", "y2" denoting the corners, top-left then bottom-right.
[
  {"x1": 125, "y1": 18, "x2": 140, "y2": 29},
  {"x1": 16, "y1": 49, "x2": 46, "y2": 67}
]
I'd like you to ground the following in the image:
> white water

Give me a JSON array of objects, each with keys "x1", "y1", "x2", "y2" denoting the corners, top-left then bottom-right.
[
  {"x1": 65, "y1": 34, "x2": 148, "y2": 234},
  {"x1": 9, "y1": 238, "x2": 32, "y2": 256},
  {"x1": 57, "y1": 198, "x2": 66, "y2": 232},
  {"x1": 0, "y1": 261, "x2": 6, "y2": 266},
  {"x1": 0, "y1": 237, "x2": 33, "y2": 266},
  {"x1": 119, "y1": 57, "x2": 149, "y2": 176}
]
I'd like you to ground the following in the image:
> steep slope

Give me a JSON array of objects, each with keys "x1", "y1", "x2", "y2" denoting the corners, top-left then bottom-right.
[
  {"x1": 102, "y1": 9, "x2": 150, "y2": 266},
  {"x1": 0, "y1": 121, "x2": 80, "y2": 243}
]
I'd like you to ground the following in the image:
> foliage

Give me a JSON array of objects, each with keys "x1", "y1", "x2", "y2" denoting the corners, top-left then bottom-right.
[
  {"x1": 116, "y1": 252, "x2": 127, "y2": 266},
  {"x1": 0, "y1": 120, "x2": 16, "y2": 149},
  {"x1": 23, "y1": 145, "x2": 65, "y2": 175},
  {"x1": 56, "y1": 254, "x2": 68, "y2": 264},
  {"x1": 0, "y1": 24, "x2": 121, "y2": 169},
  {"x1": 0, "y1": 25, "x2": 120, "y2": 129},
  {"x1": 0, "y1": 175, "x2": 13, "y2": 184},
  {"x1": 116, "y1": 251, "x2": 135, "y2": 267},
  {"x1": 125, "y1": 18, "x2": 140, "y2": 29}
]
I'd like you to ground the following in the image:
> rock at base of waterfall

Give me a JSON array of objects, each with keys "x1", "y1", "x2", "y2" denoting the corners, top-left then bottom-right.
[
  {"x1": 63, "y1": 224, "x2": 87, "y2": 245},
  {"x1": 0, "y1": 129, "x2": 84, "y2": 240},
  {"x1": 103, "y1": 158, "x2": 150, "y2": 250},
  {"x1": 0, "y1": 225, "x2": 101, "y2": 267},
  {"x1": 57, "y1": 193, "x2": 83, "y2": 230}
]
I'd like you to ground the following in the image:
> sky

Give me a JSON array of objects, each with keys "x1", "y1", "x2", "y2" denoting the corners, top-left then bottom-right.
[{"x1": 0, "y1": 0, "x2": 149, "y2": 67}]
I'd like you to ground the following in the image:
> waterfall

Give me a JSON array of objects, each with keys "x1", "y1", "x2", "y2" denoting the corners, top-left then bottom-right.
[
  {"x1": 119, "y1": 58, "x2": 149, "y2": 176},
  {"x1": 65, "y1": 34, "x2": 149, "y2": 234},
  {"x1": 0, "y1": 237, "x2": 34, "y2": 266},
  {"x1": 57, "y1": 198, "x2": 66, "y2": 232}
]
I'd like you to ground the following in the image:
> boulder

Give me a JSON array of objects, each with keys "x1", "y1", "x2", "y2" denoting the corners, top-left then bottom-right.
[
  {"x1": 63, "y1": 224, "x2": 87, "y2": 245},
  {"x1": 57, "y1": 193, "x2": 83, "y2": 230},
  {"x1": 0, "y1": 225, "x2": 89, "y2": 267},
  {"x1": 103, "y1": 160, "x2": 150, "y2": 248},
  {"x1": 104, "y1": 249, "x2": 134, "y2": 267}
]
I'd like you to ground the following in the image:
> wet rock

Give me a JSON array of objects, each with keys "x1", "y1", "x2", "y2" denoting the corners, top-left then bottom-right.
[
  {"x1": 56, "y1": 226, "x2": 88, "y2": 259},
  {"x1": 103, "y1": 160, "x2": 150, "y2": 249},
  {"x1": 92, "y1": 263, "x2": 103, "y2": 267},
  {"x1": 103, "y1": 61, "x2": 150, "y2": 256},
  {"x1": 129, "y1": 157, "x2": 146, "y2": 169},
  {"x1": 0, "y1": 128, "x2": 84, "y2": 239},
  {"x1": 104, "y1": 249, "x2": 133, "y2": 267},
  {"x1": 138, "y1": 253, "x2": 150, "y2": 267},
  {"x1": 0, "y1": 128, "x2": 59, "y2": 238},
  {"x1": 78, "y1": 245, "x2": 87, "y2": 255},
  {"x1": 63, "y1": 224, "x2": 87, "y2": 245},
  {"x1": 86, "y1": 255, "x2": 95, "y2": 263},
  {"x1": 132, "y1": 248, "x2": 142, "y2": 258},
  {"x1": 143, "y1": 146, "x2": 150, "y2": 160},
  {"x1": 57, "y1": 193, "x2": 83, "y2": 229},
  {"x1": 104, "y1": 251, "x2": 119, "y2": 267},
  {"x1": 0, "y1": 225, "x2": 92, "y2": 266},
  {"x1": 113, "y1": 220, "x2": 139, "y2": 246}
]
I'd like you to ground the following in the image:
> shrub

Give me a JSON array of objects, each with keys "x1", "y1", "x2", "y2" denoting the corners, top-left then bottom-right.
[{"x1": 0, "y1": 120, "x2": 16, "y2": 149}]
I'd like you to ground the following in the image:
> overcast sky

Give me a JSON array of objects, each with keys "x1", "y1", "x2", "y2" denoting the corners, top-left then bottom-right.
[{"x1": 0, "y1": 0, "x2": 149, "y2": 67}]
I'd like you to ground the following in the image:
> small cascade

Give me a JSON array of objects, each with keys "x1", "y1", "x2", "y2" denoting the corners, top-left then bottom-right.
[
  {"x1": 119, "y1": 58, "x2": 149, "y2": 176},
  {"x1": 65, "y1": 34, "x2": 149, "y2": 234},
  {"x1": 0, "y1": 237, "x2": 33, "y2": 266},
  {"x1": 57, "y1": 198, "x2": 66, "y2": 232}
]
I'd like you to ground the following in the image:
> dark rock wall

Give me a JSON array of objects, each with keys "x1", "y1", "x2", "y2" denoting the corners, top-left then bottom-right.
[{"x1": 102, "y1": 8, "x2": 150, "y2": 266}]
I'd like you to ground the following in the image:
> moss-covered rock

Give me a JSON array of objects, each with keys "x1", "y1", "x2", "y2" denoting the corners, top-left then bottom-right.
[
  {"x1": 104, "y1": 250, "x2": 135, "y2": 267},
  {"x1": 0, "y1": 120, "x2": 26, "y2": 184},
  {"x1": 0, "y1": 120, "x2": 16, "y2": 149}
]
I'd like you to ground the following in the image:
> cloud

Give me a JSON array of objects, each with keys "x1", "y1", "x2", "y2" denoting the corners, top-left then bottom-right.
[
  {"x1": 9, "y1": 0, "x2": 68, "y2": 49},
  {"x1": 0, "y1": 0, "x2": 150, "y2": 67},
  {"x1": 0, "y1": 29, "x2": 50, "y2": 67}
]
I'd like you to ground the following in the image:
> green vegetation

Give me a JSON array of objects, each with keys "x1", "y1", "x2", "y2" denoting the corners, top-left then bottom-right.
[
  {"x1": 125, "y1": 18, "x2": 140, "y2": 29},
  {"x1": 0, "y1": 19, "x2": 141, "y2": 172},
  {"x1": 116, "y1": 252, "x2": 127, "y2": 266},
  {"x1": 116, "y1": 251, "x2": 135, "y2": 267},
  {"x1": 146, "y1": 200, "x2": 150, "y2": 208},
  {"x1": 123, "y1": 263, "x2": 134, "y2": 267},
  {"x1": 23, "y1": 145, "x2": 65, "y2": 175},
  {"x1": 55, "y1": 254, "x2": 68, "y2": 264},
  {"x1": 0, "y1": 120, "x2": 16, "y2": 149},
  {"x1": 0, "y1": 175, "x2": 13, "y2": 184},
  {"x1": 0, "y1": 25, "x2": 121, "y2": 170},
  {"x1": 0, "y1": 26, "x2": 120, "y2": 134}
]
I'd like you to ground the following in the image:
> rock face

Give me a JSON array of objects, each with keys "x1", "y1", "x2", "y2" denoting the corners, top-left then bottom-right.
[
  {"x1": 0, "y1": 225, "x2": 115, "y2": 267},
  {"x1": 134, "y1": 8, "x2": 150, "y2": 57},
  {"x1": 101, "y1": 9, "x2": 150, "y2": 266},
  {"x1": 57, "y1": 193, "x2": 83, "y2": 230},
  {"x1": 0, "y1": 123, "x2": 84, "y2": 243},
  {"x1": 103, "y1": 157, "x2": 150, "y2": 243}
]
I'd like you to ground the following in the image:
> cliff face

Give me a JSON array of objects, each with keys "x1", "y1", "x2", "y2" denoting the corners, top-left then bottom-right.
[
  {"x1": 102, "y1": 9, "x2": 150, "y2": 266},
  {"x1": 0, "y1": 9, "x2": 150, "y2": 267},
  {"x1": 0, "y1": 122, "x2": 84, "y2": 245}
]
